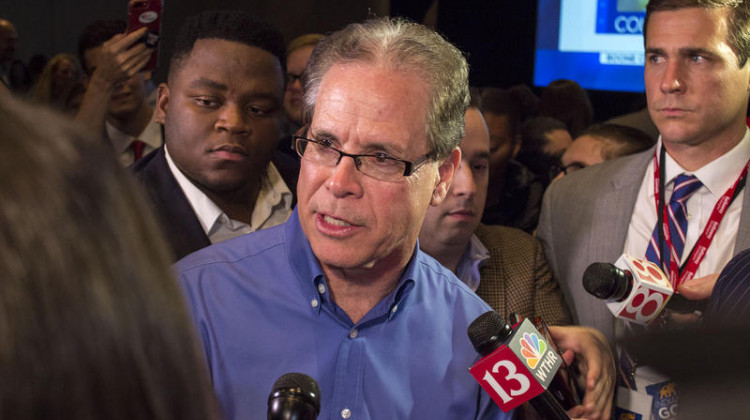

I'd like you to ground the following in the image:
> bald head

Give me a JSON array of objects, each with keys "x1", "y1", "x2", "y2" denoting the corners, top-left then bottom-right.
[{"x1": 0, "y1": 19, "x2": 18, "y2": 65}]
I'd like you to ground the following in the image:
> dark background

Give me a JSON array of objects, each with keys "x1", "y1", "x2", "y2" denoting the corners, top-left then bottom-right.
[{"x1": 3, "y1": 0, "x2": 646, "y2": 121}]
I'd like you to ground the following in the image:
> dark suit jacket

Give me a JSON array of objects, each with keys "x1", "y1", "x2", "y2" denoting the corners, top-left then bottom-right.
[
  {"x1": 131, "y1": 145, "x2": 299, "y2": 261},
  {"x1": 474, "y1": 223, "x2": 571, "y2": 326}
]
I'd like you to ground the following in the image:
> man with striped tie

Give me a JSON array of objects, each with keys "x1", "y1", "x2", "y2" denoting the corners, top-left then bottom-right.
[{"x1": 537, "y1": 1, "x2": 750, "y2": 418}]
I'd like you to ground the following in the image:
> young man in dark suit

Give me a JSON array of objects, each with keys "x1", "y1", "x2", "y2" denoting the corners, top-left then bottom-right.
[{"x1": 132, "y1": 11, "x2": 298, "y2": 261}]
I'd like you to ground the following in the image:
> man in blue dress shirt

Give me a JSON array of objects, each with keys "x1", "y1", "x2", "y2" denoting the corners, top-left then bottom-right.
[{"x1": 177, "y1": 16, "x2": 514, "y2": 420}]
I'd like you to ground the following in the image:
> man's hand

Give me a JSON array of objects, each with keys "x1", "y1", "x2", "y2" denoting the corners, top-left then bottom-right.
[
  {"x1": 75, "y1": 27, "x2": 153, "y2": 136},
  {"x1": 548, "y1": 326, "x2": 615, "y2": 420},
  {"x1": 676, "y1": 273, "x2": 719, "y2": 300},
  {"x1": 87, "y1": 27, "x2": 152, "y2": 90}
]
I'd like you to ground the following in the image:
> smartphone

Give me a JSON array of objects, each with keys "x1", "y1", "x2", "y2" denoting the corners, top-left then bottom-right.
[{"x1": 127, "y1": 0, "x2": 163, "y2": 71}]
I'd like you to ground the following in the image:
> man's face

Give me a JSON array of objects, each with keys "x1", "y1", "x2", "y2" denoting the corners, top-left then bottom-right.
[
  {"x1": 283, "y1": 45, "x2": 315, "y2": 126},
  {"x1": 0, "y1": 21, "x2": 17, "y2": 64},
  {"x1": 560, "y1": 135, "x2": 605, "y2": 174},
  {"x1": 297, "y1": 62, "x2": 457, "y2": 272},
  {"x1": 156, "y1": 39, "x2": 284, "y2": 194},
  {"x1": 645, "y1": 7, "x2": 750, "y2": 148},
  {"x1": 420, "y1": 108, "x2": 490, "y2": 250},
  {"x1": 483, "y1": 112, "x2": 518, "y2": 182},
  {"x1": 84, "y1": 46, "x2": 148, "y2": 118}
]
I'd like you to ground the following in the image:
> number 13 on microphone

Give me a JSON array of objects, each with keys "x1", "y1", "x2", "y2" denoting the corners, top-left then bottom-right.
[{"x1": 469, "y1": 346, "x2": 545, "y2": 411}]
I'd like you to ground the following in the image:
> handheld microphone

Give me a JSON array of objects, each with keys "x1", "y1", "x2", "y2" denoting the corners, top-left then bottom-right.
[
  {"x1": 467, "y1": 311, "x2": 569, "y2": 419},
  {"x1": 267, "y1": 372, "x2": 321, "y2": 420},
  {"x1": 583, "y1": 254, "x2": 673, "y2": 325}
]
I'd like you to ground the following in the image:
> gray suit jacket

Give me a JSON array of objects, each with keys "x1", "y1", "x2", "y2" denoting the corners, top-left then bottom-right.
[{"x1": 536, "y1": 146, "x2": 750, "y2": 341}]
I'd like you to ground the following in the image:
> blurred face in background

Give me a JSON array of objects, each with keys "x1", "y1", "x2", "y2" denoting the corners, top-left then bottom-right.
[
  {"x1": 284, "y1": 45, "x2": 315, "y2": 126},
  {"x1": 83, "y1": 46, "x2": 148, "y2": 119},
  {"x1": 483, "y1": 111, "x2": 519, "y2": 183},
  {"x1": 0, "y1": 20, "x2": 17, "y2": 64},
  {"x1": 559, "y1": 134, "x2": 604, "y2": 176},
  {"x1": 52, "y1": 58, "x2": 79, "y2": 96}
]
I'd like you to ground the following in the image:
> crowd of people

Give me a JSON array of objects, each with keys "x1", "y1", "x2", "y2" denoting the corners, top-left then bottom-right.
[{"x1": 1, "y1": 0, "x2": 749, "y2": 419}]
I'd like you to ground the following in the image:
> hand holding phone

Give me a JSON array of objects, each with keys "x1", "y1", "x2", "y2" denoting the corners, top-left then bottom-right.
[{"x1": 128, "y1": 0, "x2": 163, "y2": 70}]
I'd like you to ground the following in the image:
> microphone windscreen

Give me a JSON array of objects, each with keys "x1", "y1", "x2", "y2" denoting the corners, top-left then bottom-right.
[
  {"x1": 467, "y1": 311, "x2": 513, "y2": 356},
  {"x1": 271, "y1": 372, "x2": 321, "y2": 412},
  {"x1": 583, "y1": 262, "x2": 622, "y2": 299}
]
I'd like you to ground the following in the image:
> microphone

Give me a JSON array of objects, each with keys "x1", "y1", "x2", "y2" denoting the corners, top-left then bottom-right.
[
  {"x1": 267, "y1": 372, "x2": 321, "y2": 420},
  {"x1": 467, "y1": 311, "x2": 569, "y2": 419},
  {"x1": 583, "y1": 254, "x2": 673, "y2": 325}
]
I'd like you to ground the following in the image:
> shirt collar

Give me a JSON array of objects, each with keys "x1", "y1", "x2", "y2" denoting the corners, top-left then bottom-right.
[
  {"x1": 455, "y1": 234, "x2": 491, "y2": 292},
  {"x1": 286, "y1": 208, "x2": 417, "y2": 320},
  {"x1": 651, "y1": 128, "x2": 750, "y2": 196},
  {"x1": 251, "y1": 162, "x2": 293, "y2": 228},
  {"x1": 105, "y1": 110, "x2": 162, "y2": 154},
  {"x1": 165, "y1": 144, "x2": 224, "y2": 235},
  {"x1": 165, "y1": 145, "x2": 291, "y2": 236}
]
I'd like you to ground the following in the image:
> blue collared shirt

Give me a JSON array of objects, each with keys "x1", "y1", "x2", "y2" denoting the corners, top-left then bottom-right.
[{"x1": 176, "y1": 209, "x2": 512, "y2": 420}]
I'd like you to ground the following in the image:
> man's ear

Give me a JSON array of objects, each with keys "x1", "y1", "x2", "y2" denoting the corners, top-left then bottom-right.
[
  {"x1": 430, "y1": 147, "x2": 461, "y2": 206},
  {"x1": 154, "y1": 82, "x2": 169, "y2": 124}
]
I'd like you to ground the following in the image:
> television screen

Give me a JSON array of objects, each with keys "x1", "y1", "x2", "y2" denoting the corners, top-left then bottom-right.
[{"x1": 534, "y1": 0, "x2": 647, "y2": 92}]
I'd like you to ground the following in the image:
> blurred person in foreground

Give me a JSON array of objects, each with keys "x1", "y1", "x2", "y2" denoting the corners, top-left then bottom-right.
[{"x1": 0, "y1": 95, "x2": 219, "y2": 420}]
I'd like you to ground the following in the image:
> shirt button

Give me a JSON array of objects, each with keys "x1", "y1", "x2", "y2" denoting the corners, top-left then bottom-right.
[
  {"x1": 391, "y1": 304, "x2": 398, "y2": 314},
  {"x1": 349, "y1": 328, "x2": 358, "y2": 339},
  {"x1": 311, "y1": 299, "x2": 319, "y2": 308},
  {"x1": 341, "y1": 408, "x2": 351, "y2": 419},
  {"x1": 317, "y1": 283, "x2": 326, "y2": 294}
]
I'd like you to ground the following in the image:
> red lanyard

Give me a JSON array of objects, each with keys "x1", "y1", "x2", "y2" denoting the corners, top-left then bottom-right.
[{"x1": 652, "y1": 147, "x2": 749, "y2": 287}]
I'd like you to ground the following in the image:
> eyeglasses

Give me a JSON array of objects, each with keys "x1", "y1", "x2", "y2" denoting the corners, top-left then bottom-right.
[
  {"x1": 549, "y1": 162, "x2": 586, "y2": 179},
  {"x1": 293, "y1": 136, "x2": 431, "y2": 182},
  {"x1": 286, "y1": 73, "x2": 303, "y2": 85}
]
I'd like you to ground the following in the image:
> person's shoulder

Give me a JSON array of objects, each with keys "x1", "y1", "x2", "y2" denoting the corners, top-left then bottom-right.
[
  {"x1": 475, "y1": 224, "x2": 537, "y2": 252},
  {"x1": 130, "y1": 145, "x2": 165, "y2": 177},
  {"x1": 414, "y1": 250, "x2": 491, "y2": 309},
  {"x1": 175, "y1": 223, "x2": 287, "y2": 276}
]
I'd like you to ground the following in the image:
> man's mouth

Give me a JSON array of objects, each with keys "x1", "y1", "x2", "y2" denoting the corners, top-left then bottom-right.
[{"x1": 322, "y1": 214, "x2": 353, "y2": 227}]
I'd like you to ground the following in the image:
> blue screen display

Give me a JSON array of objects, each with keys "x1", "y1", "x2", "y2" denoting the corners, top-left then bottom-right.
[{"x1": 534, "y1": 0, "x2": 647, "y2": 92}]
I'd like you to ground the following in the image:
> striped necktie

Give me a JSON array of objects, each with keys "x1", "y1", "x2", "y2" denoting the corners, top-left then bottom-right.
[{"x1": 645, "y1": 174, "x2": 703, "y2": 273}]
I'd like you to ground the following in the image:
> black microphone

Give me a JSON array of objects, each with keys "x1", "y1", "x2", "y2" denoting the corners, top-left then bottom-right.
[
  {"x1": 583, "y1": 262, "x2": 634, "y2": 301},
  {"x1": 467, "y1": 311, "x2": 569, "y2": 419},
  {"x1": 267, "y1": 372, "x2": 321, "y2": 420},
  {"x1": 583, "y1": 256, "x2": 678, "y2": 325}
]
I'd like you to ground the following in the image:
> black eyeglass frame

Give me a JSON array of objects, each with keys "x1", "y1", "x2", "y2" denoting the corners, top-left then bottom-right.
[{"x1": 293, "y1": 135, "x2": 432, "y2": 178}]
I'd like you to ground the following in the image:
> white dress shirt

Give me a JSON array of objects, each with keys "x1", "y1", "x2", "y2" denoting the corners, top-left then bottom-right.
[
  {"x1": 106, "y1": 112, "x2": 163, "y2": 167},
  {"x1": 617, "y1": 129, "x2": 750, "y2": 420},
  {"x1": 165, "y1": 145, "x2": 293, "y2": 244},
  {"x1": 624, "y1": 129, "x2": 750, "y2": 278}
]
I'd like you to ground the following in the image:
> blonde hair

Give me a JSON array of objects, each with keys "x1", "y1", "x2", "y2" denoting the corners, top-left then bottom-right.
[{"x1": 29, "y1": 53, "x2": 81, "y2": 108}]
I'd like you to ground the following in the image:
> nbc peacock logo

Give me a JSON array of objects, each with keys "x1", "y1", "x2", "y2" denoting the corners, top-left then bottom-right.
[{"x1": 519, "y1": 332, "x2": 547, "y2": 368}]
